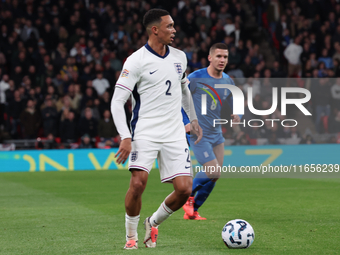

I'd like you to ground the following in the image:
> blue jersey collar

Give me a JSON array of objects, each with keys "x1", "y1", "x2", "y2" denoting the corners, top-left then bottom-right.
[{"x1": 145, "y1": 43, "x2": 169, "y2": 59}]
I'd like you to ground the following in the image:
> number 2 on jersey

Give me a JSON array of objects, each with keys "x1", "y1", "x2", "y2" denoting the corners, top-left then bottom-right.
[{"x1": 165, "y1": 80, "x2": 171, "y2": 96}]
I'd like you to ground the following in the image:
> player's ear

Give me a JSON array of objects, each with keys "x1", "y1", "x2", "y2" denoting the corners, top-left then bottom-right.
[
  {"x1": 208, "y1": 55, "x2": 212, "y2": 62},
  {"x1": 151, "y1": 25, "x2": 158, "y2": 35}
]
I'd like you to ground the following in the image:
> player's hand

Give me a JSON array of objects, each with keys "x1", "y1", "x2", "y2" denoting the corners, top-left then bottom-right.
[
  {"x1": 115, "y1": 138, "x2": 131, "y2": 164},
  {"x1": 185, "y1": 123, "x2": 190, "y2": 133},
  {"x1": 191, "y1": 119, "x2": 203, "y2": 144},
  {"x1": 231, "y1": 114, "x2": 241, "y2": 123}
]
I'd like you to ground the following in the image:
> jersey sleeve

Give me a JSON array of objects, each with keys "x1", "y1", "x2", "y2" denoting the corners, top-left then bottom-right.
[
  {"x1": 110, "y1": 87, "x2": 132, "y2": 140},
  {"x1": 181, "y1": 52, "x2": 193, "y2": 125},
  {"x1": 115, "y1": 55, "x2": 140, "y2": 93},
  {"x1": 180, "y1": 51, "x2": 188, "y2": 85}
]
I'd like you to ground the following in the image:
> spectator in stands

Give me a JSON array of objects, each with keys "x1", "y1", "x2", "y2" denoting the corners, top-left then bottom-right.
[
  {"x1": 79, "y1": 66, "x2": 94, "y2": 87},
  {"x1": 313, "y1": 78, "x2": 332, "y2": 133},
  {"x1": 11, "y1": 66, "x2": 24, "y2": 88},
  {"x1": 80, "y1": 86, "x2": 96, "y2": 110},
  {"x1": 228, "y1": 45, "x2": 242, "y2": 69},
  {"x1": 66, "y1": 84, "x2": 82, "y2": 111},
  {"x1": 78, "y1": 107, "x2": 97, "y2": 138},
  {"x1": 78, "y1": 133, "x2": 94, "y2": 149},
  {"x1": 232, "y1": 131, "x2": 250, "y2": 145},
  {"x1": 267, "y1": 133, "x2": 280, "y2": 145},
  {"x1": 46, "y1": 84, "x2": 59, "y2": 103},
  {"x1": 196, "y1": 10, "x2": 212, "y2": 33},
  {"x1": 21, "y1": 19, "x2": 39, "y2": 42},
  {"x1": 5, "y1": 80, "x2": 15, "y2": 105},
  {"x1": 60, "y1": 111, "x2": 77, "y2": 143},
  {"x1": 98, "y1": 109, "x2": 119, "y2": 142},
  {"x1": 261, "y1": 79, "x2": 274, "y2": 103},
  {"x1": 271, "y1": 61, "x2": 286, "y2": 77},
  {"x1": 19, "y1": 99, "x2": 41, "y2": 139},
  {"x1": 56, "y1": 95, "x2": 73, "y2": 120},
  {"x1": 98, "y1": 91, "x2": 111, "y2": 116},
  {"x1": 7, "y1": 90, "x2": 24, "y2": 138},
  {"x1": 331, "y1": 78, "x2": 340, "y2": 110},
  {"x1": 230, "y1": 22, "x2": 244, "y2": 47},
  {"x1": 44, "y1": 133, "x2": 58, "y2": 149},
  {"x1": 333, "y1": 43, "x2": 340, "y2": 62},
  {"x1": 282, "y1": 126, "x2": 300, "y2": 139},
  {"x1": 223, "y1": 17, "x2": 235, "y2": 36},
  {"x1": 318, "y1": 48, "x2": 333, "y2": 69},
  {"x1": 0, "y1": 74, "x2": 10, "y2": 127},
  {"x1": 103, "y1": 61, "x2": 116, "y2": 88},
  {"x1": 300, "y1": 134, "x2": 315, "y2": 144},
  {"x1": 239, "y1": 55, "x2": 255, "y2": 78},
  {"x1": 41, "y1": 23, "x2": 59, "y2": 52},
  {"x1": 328, "y1": 109, "x2": 340, "y2": 134},
  {"x1": 41, "y1": 97, "x2": 58, "y2": 136},
  {"x1": 247, "y1": 121, "x2": 267, "y2": 139},
  {"x1": 188, "y1": 52, "x2": 202, "y2": 71},
  {"x1": 109, "y1": 51, "x2": 122, "y2": 72},
  {"x1": 92, "y1": 71, "x2": 109, "y2": 96},
  {"x1": 242, "y1": 77, "x2": 261, "y2": 98},
  {"x1": 284, "y1": 36, "x2": 303, "y2": 76}
]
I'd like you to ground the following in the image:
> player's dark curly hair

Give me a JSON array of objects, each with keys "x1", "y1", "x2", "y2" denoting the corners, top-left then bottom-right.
[{"x1": 143, "y1": 9, "x2": 170, "y2": 29}]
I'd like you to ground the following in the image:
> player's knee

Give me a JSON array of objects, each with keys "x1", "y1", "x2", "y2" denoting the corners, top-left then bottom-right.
[
  {"x1": 207, "y1": 170, "x2": 221, "y2": 179},
  {"x1": 175, "y1": 184, "x2": 192, "y2": 198},
  {"x1": 130, "y1": 179, "x2": 146, "y2": 196}
]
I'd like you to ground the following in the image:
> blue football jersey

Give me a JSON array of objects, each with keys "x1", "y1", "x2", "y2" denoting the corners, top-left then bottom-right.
[{"x1": 186, "y1": 68, "x2": 237, "y2": 135}]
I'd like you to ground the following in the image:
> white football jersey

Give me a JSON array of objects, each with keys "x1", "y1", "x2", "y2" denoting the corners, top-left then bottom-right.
[{"x1": 115, "y1": 43, "x2": 187, "y2": 142}]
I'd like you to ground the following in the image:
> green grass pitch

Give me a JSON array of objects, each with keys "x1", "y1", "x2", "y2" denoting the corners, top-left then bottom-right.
[{"x1": 0, "y1": 170, "x2": 339, "y2": 255}]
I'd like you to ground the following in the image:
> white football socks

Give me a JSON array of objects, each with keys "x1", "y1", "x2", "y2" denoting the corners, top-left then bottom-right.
[
  {"x1": 125, "y1": 213, "x2": 140, "y2": 241},
  {"x1": 149, "y1": 201, "x2": 174, "y2": 228}
]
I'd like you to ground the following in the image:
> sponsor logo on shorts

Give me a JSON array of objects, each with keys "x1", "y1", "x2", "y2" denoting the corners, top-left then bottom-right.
[
  {"x1": 204, "y1": 151, "x2": 209, "y2": 158},
  {"x1": 131, "y1": 151, "x2": 138, "y2": 162}
]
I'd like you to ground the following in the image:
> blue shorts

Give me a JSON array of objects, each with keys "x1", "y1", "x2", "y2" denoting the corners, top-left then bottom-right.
[{"x1": 190, "y1": 133, "x2": 225, "y2": 165}]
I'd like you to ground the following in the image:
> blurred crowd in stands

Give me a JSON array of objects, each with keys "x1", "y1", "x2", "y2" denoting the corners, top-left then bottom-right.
[{"x1": 0, "y1": 0, "x2": 340, "y2": 148}]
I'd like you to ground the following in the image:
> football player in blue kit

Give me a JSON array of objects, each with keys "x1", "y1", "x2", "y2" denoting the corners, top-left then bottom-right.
[{"x1": 182, "y1": 43, "x2": 242, "y2": 220}]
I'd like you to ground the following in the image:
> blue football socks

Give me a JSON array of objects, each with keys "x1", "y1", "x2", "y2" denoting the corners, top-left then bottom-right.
[
  {"x1": 191, "y1": 171, "x2": 211, "y2": 196},
  {"x1": 194, "y1": 180, "x2": 216, "y2": 212}
]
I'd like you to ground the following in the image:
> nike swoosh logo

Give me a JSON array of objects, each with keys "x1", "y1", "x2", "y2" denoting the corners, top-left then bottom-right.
[
  {"x1": 185, "y1": 166, "x2": 191, "y2": 169},
  {"x1": 149, "y1": 70, "x2": 158, "y2": 74}
]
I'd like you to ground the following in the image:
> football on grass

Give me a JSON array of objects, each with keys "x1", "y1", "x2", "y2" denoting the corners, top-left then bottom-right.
[{"x1": 222, "y1": 219, "x2": 255, "y2": 248}]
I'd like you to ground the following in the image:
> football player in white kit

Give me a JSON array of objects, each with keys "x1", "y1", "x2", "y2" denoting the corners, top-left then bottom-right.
[{"x1": 110, "y1": 9, "x2": 202, "y2": 249}]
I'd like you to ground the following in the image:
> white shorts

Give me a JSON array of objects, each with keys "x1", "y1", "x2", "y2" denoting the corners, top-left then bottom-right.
[{"x1": 128, "y1": 139, "x2": 192, "y2": 183}]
